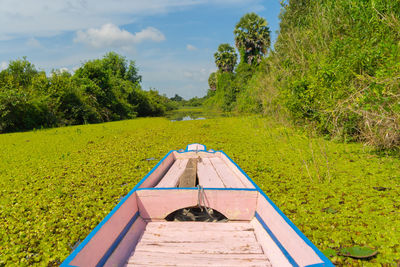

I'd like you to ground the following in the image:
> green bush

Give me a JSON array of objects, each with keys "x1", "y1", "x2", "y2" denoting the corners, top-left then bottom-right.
[
  {"x1": 0, "y1": 53, "x2": 176, "y2": 133},
  {"x1": 259, "y1": 0, "x2": 400, "y2": 148}
]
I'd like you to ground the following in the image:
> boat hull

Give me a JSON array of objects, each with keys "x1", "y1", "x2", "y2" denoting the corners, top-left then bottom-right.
[{"x1": 61, "y1": 144, "x2": 333, "y2": 267}]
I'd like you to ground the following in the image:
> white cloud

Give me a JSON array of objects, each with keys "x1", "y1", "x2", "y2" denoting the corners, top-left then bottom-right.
[
  {"x1": 26, "y1": 37, "x2": 42, "y2": 48},
  {"x1": 0, "y1": 61, "x2": 8, "y2": 70},
  {"x1": 74, "y1": 24, "x2": 165, "y2": 48},
  {"x1": 0, "y1": 0, "x2": 261, "y2": 39},
  {"x1": 133, "y1": 27, "x2": 166, "y2": 43},
  {"x1": 186, "y1": 44, "x2": 197, "y2": 51}
]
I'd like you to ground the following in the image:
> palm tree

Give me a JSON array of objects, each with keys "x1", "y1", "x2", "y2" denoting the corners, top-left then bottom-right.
[
  {"x1": 234, "y1": 13, "x2": 271, "y2": 65},
  {"x1": 214, "y1": 43, "x2": 238, "y2": 72}
]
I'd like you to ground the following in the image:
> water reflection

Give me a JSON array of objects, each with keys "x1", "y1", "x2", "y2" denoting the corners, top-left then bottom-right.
[
  {"x1": 166, "y1": 108, "x2": 225, "y2": 121},
  {"x1": 171, "y1": 116, "x2": 206, "y2": 122}
]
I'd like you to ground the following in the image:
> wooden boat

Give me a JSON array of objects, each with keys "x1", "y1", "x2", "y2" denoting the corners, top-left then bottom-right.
[{"x1": 61, "y1": 144, "x2": 333, "y2": 267}]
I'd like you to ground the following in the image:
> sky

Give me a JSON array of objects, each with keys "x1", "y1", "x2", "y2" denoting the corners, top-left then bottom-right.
[{"x1": 0, "y1": 0, "x2": 282, "y2": 99}]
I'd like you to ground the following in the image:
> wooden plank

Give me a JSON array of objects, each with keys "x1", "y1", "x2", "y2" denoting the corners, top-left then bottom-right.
[
  {"x1": 217, "y1": 152, "x2": 255, "y2": 188},
  {"x1": 178, "y1": 158, "x2": 198, "y2": 187},
  {"x1": 156, "y1": 159, "x2": 189, "y2": 187},
  {"x1": 127, "y1": 221, "x2": 272, "y2": 266},
  {"x1": 140, "y1": 230, "x2": 256, "y2": 243},
  {"x1": 250, "y1": 218, "x2": 292, "y2": 267},
  {"x1": 197, "y1": 157, "x2": 225, "y2": 188},
  {"x1": 173, "y1": 151, "x2": 216, "y2": 159},
  {"x1": 256, "y1": 193, "x2": 324, "y2": 266},
  {"x1": 145, "y1": 221, "x2": 254, "y2": 232},
  {"x1": 104, "y1": 218, "x2": 146, "y2": 267},
  {"x1": 127, "y1": 252, "x2": 271, "y2": 266},
  {"x1": 136, "y1": 189, "x2": 257, "y2": 220},
  {"x1": 209, "y1": 157, "x2": 246, "y2": 188},
  {"x1": 134, "y1": 241, "x2": 263, "y2": 254}
]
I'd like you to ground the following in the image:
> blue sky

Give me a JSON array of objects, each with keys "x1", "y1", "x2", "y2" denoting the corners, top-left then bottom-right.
[{"x1": 0, "y1": 0, "x2": 282, "y2": 99}]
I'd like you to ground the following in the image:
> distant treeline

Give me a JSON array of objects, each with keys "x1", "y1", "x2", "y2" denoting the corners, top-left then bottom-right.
[
  {"x1": 206, "y1": 1, "x2": 400, "y2": 149},
  {"x1": 0, "y1": 52, "x2": 178, "y2": 133},
  {"x1": 169, "y1": 94, "x2": 206, "y2": 107}
]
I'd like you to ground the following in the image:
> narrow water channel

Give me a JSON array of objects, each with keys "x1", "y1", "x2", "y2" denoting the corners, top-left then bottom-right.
[{"x1": 166, "y1": 108, "x2": 225, "y2": 121}]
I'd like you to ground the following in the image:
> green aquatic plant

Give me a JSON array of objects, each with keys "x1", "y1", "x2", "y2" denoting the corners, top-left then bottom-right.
[{"x1": 0, "y1": 116, "x2": 399, "y2": 265}]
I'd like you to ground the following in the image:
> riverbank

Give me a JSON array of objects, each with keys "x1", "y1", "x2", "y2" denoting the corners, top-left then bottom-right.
[{"x1": 0, "y1": 116, "x2": 399, "y2": 265}]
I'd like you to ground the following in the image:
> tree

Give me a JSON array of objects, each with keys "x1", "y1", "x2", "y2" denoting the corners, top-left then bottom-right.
[
  {"x1": 170, "y1": 94, "x2": 184, "y2": 102},
  {"x1": 6, "y1": 57, "x2": 38, "y2": 88},
  {"x1": 208, "y1": 72, "x2": 217, "y2": 90},
  {"x1": 214, "y1": 44, "x2": 238, "y2": 72},
  {"x1": 125, "y1": 60, "x2": 142, "y2": 84},
  {"x1": 234, "y1": 13, "x2": 271, "y2": 65}
]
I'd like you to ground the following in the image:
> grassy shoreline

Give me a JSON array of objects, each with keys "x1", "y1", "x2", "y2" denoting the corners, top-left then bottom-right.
[{"x1": 1, "y1": 116, "x2": 399, "y2": 265}]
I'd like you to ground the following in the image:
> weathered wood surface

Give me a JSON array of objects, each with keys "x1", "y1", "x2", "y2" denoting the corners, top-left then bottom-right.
[
  {"x1": 156, "y1": 151, "x2": 254, "y2": 190},
  {"x1": 136, "y1": 189, "x2": 257, "y2": 220},
  {"x1": 217, "y1": 152, "x2": 255, "y2": 188},
  {"x1": 197, "y1": 157, "x2": 225, "y2": 187},
  {"x1": 127, "y1": 252, "x2": 270, "y2": 266},
  {"x1": 126, "y1": 221, "x2": 271, "y2": 267},
  {"x1": 155, "y1": 158, "x2": 189, "y2": 188},
  {"x1": 178, "y1": 157, "x2": 198, "y2": 187},
  {"x1": 144, "y1": 221, "x2": 254, "y2": 232},
  {"x1": 209, "y1": 157, "x2": 245, "y2": 188},
  {"x1": 173, "y1": 151, "x2": 215, "y2": 159}
]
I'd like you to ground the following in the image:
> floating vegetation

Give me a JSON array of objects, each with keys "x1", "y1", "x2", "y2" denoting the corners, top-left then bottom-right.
[{"x1": 0, "y1": 116, "x2": 399, "y2": 265}]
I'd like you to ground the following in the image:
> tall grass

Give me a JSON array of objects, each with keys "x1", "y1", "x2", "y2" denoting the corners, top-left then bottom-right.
[{"x1": 256, "y1": 0, "x2": 400, "y2": 149}]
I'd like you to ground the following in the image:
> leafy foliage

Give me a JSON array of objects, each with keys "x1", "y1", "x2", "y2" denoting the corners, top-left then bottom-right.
[
  {"x1": 213, "y1": 43, "x2": 237, "y2": 72},
  {"x1": 260, "y1": 0, "x2": 400, "y2": 148},
  {"x1": 208, "y1": 72, "x2": 217, "y2": 91},
  {"x1": 0, "y1": 53, "x2": 176, "y2": 133},
  {"x1": 168, "y1": 94, "x2": 208, "y2": 108}
]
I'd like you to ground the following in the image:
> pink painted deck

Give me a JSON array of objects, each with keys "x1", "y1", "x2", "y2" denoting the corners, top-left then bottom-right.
[
  {"x1": 167, "y1": 151, "x2": 256, "y2": 189},
  {"x1": 126, "y1": 221, "x2": 272, "y2": 267}
]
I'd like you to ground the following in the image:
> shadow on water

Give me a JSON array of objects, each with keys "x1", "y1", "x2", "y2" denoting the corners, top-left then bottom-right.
[{"x1": 166, "y1": 108, "x2": 226, "y2": 122}]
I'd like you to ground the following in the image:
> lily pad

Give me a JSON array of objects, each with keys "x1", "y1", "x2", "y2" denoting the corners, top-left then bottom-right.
[
  {"x1": 339, "y1": 246, "x2": 378, "y2": 259},
  {"x1": 322, "y1": 248, "x2": 337, "y2": 257}
]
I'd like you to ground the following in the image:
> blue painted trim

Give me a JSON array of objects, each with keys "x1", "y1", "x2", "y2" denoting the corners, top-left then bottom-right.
[
  {"x1": 96, "y1": 212, "x2": 140, "y2": 267},
  {"x1": 135, "y1": 187, "x2": 258, "y2": 191},
  {"x1": 305, "y1": 263, "x2": 331, "y2": 267},
  {"x1": 61, "y1": 150, "x2": 174, "y2": 266},
  {"x1": 221, "y1": 151, "x2": 334, "y2": 266},
  {"x1": 255, "y1": 212, "x2": 299, "y2": 267}
]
